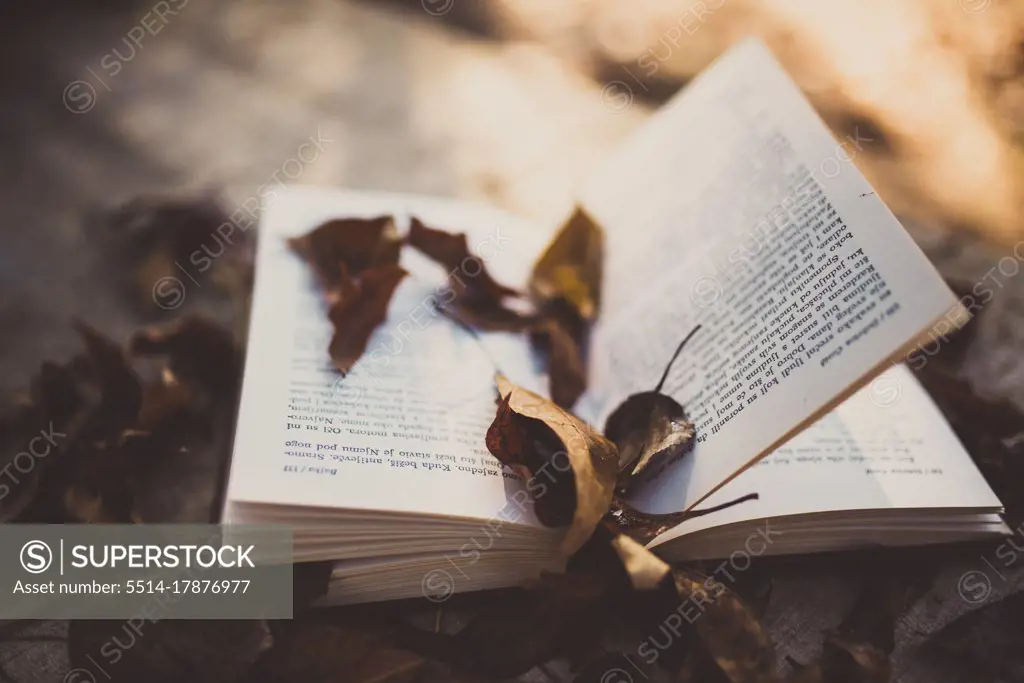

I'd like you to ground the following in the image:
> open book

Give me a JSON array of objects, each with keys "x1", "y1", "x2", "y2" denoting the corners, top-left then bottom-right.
[{"x1": 222, "y1": 40, "x2": 1005, "y2": 604}]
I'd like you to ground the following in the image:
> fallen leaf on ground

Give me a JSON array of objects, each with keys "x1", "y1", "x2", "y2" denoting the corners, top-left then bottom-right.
[
  {"x1": 69, "y1": 618, "x2": 268, "y2": 683},
  {"x1": 242, "y1": 619, "x2": 426, "y2": 683},
  {"x1": 0, "y1": 402, "x2": 47, "y2": 522},
  {"x1": 670, "y1": 568, "x2": 778, "y2": 682},
  {"x1": 72, "y1": 321, "x2": 144, "y2": 439},
  {"x1": 485, "y1": 375, "x2": 618, "y2": 555},
  {"x1": 130, "y1": 314, "x2": 242, "y2": 411},
  {"x1": 87, "y1": 194, "x2": 236, "y2": 311}
]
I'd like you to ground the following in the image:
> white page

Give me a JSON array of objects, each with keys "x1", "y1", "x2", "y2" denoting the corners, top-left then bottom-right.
[
  {"x1": 577, "y1": 40, "x2": 964, "y2": 513},
  {"x1": 224, "y1": 187, "x2": 552, "y2": 523},
  {"x1": 649, "y1": 364, "x2": 1003, "y2": 547}
]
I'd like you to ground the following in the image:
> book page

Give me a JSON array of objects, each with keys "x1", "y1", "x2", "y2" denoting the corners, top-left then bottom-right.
[
  {"x1": 649, "y1": 365, "x2": 1003, "y2": 547},
  {"x1": 224, "y1": 187, "x2": 552, "y2": 522},
  {"x1": 577, "y1": 40, "x2": 964, "y2": 513}
]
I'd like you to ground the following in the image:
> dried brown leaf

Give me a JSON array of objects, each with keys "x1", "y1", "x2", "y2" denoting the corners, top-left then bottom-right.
[
  {"x1": 529, "y1": 314, "x2": 586, "y2": 409},
  {"x1": 69, "y1": 618, "x2": 268, "y2": 683},
  {"x1": 72, "y1": 321, "x2": 144, "y2": 438},
  {"x1": 606, "y1": 528, "x2": 671, "y2": 590},
  {"x1": 529, "y1": 207, "x2": 603, "y2": 322},
  {"x1": 671, "y1": 568, "x2": 778, "y2": 682},
  {"x1": 603, "y1": 327, "x2": 702, "y2": 494},
  {"x1": 605, "y1": 392, "x2": 695, "y2": 494},
  {"x1": 327, "y1": 265, "x2": 408, "y2": 374},
  {"x1": 485, "y1": 375, "x2": 617, "y2": 555},
  {"x1": 408, "y1": 216, "x2": 518, "y2": 301},
  {"x1": 287, "y1": 215, "x2": 402, "y2": 296},
  {"x1": 129, "y1": 314, "x2": 241, "y2": 407},
  {"x1": 89, "y1": 194, "x2": 234, "y2": 311},
  {"x1": 407, "y1": 217, "x2": 531, "y2": 333}
]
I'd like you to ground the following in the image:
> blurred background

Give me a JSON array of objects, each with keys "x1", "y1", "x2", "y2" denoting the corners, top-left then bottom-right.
[{"x1": 3, "y1": 0, "x2": 1024, "y2": 403}]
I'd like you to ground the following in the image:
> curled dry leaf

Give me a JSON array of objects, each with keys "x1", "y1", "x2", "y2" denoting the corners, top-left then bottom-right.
[
  {"x1": 287, "y1": 215, "x2": 402, "y2": 296},
  {"x1": 407, "y1": 217, "x2": 531, "y2": 332},
  {"x1": 327, "y1": 265, "x2": 408, "y2": 374},
  {"x1": 485, "y1": 375, "x2": 618, "y2": 555}
]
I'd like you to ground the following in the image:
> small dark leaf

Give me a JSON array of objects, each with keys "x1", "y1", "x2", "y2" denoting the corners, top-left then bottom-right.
[
  {"x1": 603, "y1": 327, "x2": 702, "y2": 494},
  {"x1": 605, "y1": 392, "x2": 695, "y2": 494}
]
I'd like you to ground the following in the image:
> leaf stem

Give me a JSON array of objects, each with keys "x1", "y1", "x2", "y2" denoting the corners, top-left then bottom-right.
[{"x1": 655, "y1": 325, "x2": 702, "y2": 393}]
